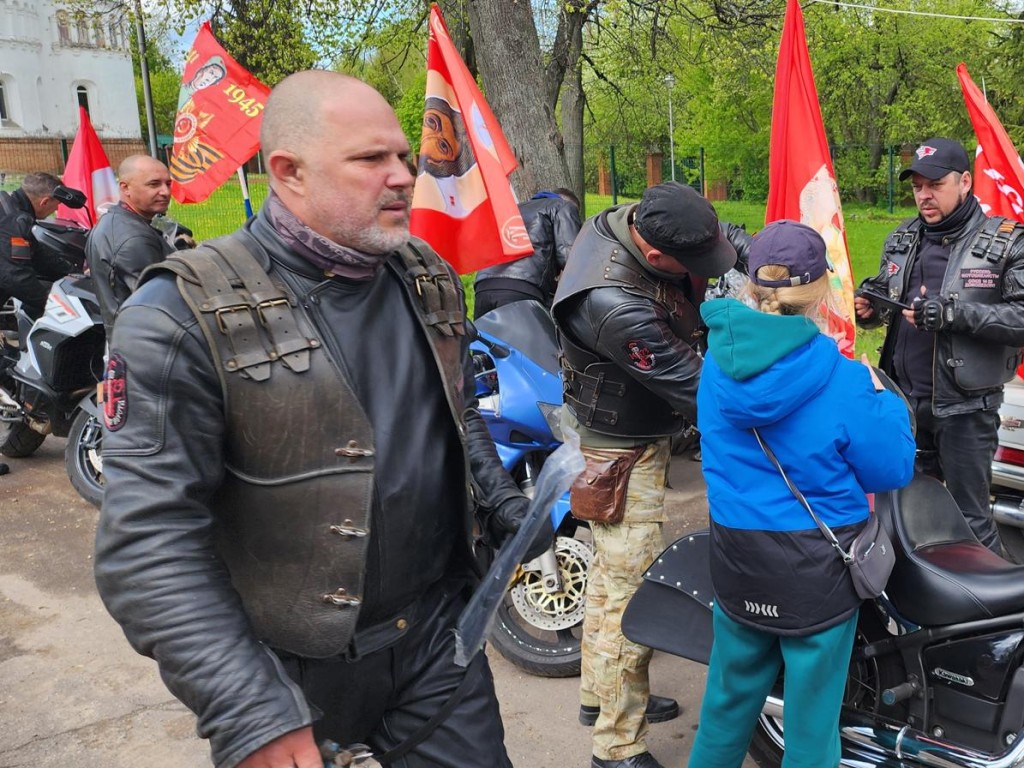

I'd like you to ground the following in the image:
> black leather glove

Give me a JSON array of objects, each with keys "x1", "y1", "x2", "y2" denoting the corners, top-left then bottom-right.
[
  {"x1": 912, "y1": 296, "x2": 956, "y2": 331},
  {"x1": 486, "y1": 495, "x2": 555, "y2": 563}
]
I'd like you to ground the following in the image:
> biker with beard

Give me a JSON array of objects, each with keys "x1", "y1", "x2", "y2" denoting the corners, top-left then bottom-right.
[
  {"x1": 94, "y1": 72, "x2": 550, "y2": 768},
  {"x1": 856, "y1": 137, "x2": 1024, "y2": 555}
]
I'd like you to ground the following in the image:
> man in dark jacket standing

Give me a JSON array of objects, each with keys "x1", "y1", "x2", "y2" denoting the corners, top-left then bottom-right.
[
  {"x1": 85, "y1": 155, "x2": 174, "y2": 335},
  {"x1": 856, "y1": 137, "x2": 1024, "y2": 553},
  {"x1": 552, "y1": 181, "x2": 739, "y2": 768},
  {"x1": 94, "y1": 72, "x2": 548, "y2": 768},
  {"x1": 0, "y1": 172, "x2": 62, "y2": 319},
  {"x1": 473, "y1": 188, "x2": 581, "y2": 317}
]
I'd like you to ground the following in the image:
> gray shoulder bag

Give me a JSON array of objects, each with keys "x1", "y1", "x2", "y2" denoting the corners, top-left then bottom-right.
[{"x1": 752, "y1": 428, "x2": 895, "y2": 600}]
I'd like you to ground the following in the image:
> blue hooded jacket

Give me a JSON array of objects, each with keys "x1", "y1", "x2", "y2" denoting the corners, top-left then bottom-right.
[{"x1": 698, "y1": 298, "x2": 915, "y2": 634}]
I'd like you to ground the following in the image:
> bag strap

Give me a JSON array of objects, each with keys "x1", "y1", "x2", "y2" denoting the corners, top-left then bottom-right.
[{"x1": 752, "y1": 428, "x2": 853, "y2": 564}]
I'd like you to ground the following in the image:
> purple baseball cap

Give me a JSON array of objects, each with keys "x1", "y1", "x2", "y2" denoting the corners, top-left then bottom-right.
[{"x1": 748, "y1": 220, "x2": 830, "y2": 288}]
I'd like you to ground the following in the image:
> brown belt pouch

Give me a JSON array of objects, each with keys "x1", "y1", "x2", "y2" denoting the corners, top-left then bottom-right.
[{"x1": 570, "y1": 445, "x2": 647, "y2": 524}]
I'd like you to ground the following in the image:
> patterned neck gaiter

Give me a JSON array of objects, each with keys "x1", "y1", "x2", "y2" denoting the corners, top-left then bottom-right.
[{"x1": 264, "y1": 189, "x2": 388, "y2": 281}]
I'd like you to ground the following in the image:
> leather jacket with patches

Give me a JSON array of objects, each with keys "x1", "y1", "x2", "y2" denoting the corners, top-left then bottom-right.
[
  {"x1": 0, "y1": 188, "x2": 59, "y2": 318},
  {"x1": 93, "y1": 211, "x2": 524, "y2": 768},
  {"x1": 552, "y1": 204, "x2": 749, "y2": 444},
  {"x1": 859, "y1": 208, "x2": 1024, "y2": 415}
]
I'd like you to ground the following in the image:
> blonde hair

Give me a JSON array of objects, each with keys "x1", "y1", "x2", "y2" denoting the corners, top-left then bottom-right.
[{"x1": 745, "y1": 265, "x2": 832, "y2": 319}]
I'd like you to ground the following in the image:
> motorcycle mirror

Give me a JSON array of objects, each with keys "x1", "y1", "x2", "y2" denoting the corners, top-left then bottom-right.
[
  {"x1": 466, "y1": 317, "x2": 510, "y2": 357},
  {"x1": 52, "y1": 185, "x2": 87, "y2": 209}
]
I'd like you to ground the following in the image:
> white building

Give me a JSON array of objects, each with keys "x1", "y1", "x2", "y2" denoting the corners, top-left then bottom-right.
[{"x1": 0, "y1": 0, "x2": 141, "y2": 138}]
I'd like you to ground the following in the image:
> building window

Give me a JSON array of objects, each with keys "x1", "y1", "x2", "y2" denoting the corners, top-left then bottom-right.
[
  {"x1": 56, "y1": 11, "x2": 71, "y2": 46},
  {"x1": 77, "y1": 86, "x2": 89, "y2": 114},
  {"x1": 75, "y1": 13, "x2": 90, "y2": 46},
  {"x1": 0, "y1": 83, "x2": 8, "y2": 122}
]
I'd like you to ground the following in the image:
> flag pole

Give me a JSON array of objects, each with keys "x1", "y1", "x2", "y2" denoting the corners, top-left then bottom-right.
[
  {"x1": 132, "y1": 0, "x2": 158, "y2": 157},
  {"x1": 237, "y1": 166, "x2": 253, "y2": 219}
]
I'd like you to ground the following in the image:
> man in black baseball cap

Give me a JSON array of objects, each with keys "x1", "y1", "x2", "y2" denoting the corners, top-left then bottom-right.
[
  {"x1": 856, "y1": 136, "x2": 1024, "y2": 555},
  {"x1": 897, "y1": 137, "x2": 970, "y2": 182},
  {"x1": 550, "y1": 181, "x2": 750, "y2": 768}
]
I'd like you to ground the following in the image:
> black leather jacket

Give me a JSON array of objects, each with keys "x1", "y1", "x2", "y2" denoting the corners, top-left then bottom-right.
[
  {"x1": 474, "y1": 194, "x2": 582, "y2": 303},
  {"x1": 859, "y1": 207, "x2": 1024, "y2": 415},
  {"x1": 0, "y1": 189, "x2": 55, "y2": 318},
  {"x1": 551, "y1": 205, "x2": 748, "y2": 445},
  {"x1": 85, "y1": 202, "x2": 172, "y2": 334},
  {"x1": 94, "y1": 213, "x2": 523, "y2": 768}
]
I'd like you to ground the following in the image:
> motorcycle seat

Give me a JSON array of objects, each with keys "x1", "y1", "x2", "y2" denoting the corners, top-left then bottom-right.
[{"x1": 879, "y1": 473, "x2": 1024, "y2": 626}]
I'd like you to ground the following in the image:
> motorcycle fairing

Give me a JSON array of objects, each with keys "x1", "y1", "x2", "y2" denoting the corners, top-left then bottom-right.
[{"x1": 622, "y1": 529, "x2": 715, "y2": 664}]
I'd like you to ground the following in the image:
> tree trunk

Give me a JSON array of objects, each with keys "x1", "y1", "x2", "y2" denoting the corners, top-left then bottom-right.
[
  {"x1": 467, "y1": 0, "x2": 571, "y2": 197},
  {"x1": 561, "y1": 22, "x2": 585, "y2": 209}
]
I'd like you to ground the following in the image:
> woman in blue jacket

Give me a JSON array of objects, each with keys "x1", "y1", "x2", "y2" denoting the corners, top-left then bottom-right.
[{"x1": 688, "y1": 220, "x2": 915, "y2": 768}]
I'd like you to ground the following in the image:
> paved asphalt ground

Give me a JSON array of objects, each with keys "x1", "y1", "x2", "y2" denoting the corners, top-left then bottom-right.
[{"x1": 0, "y1": 439, "x2": 756, "y2": 767}]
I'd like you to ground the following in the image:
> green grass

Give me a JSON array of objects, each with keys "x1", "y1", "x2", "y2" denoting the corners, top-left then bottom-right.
[{"x1": 170, "y1": 183, "x2": 914, "y2": 360}]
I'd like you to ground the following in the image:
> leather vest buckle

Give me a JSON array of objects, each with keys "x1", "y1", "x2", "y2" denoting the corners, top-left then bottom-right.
[
  {"x1": 214, "y1": 304, "x2": 253, "y2": 334},
  {"x1": 330, "y1": 521, "x2": 368, "y2": 539},
  {"x1": 322, "y1": 588, "x2": 362, "y2": 608},
  {"x1": 336, "y1": 440, "x2": 375, "y2": 461},
  {"x1": 255, "y1": 297, "x2": 290, "y2": 325}
]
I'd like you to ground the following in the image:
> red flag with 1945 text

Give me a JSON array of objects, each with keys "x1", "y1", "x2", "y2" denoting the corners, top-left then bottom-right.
[
  {"x1": 410, "y1": 4, "x2": 532, "y2": 274},
  {"x1": 767, "y1": 0, "x2": 856, "y2": 358},
  {"x1": 170, "y1": 22, "x2": 270, "y2": 204}
]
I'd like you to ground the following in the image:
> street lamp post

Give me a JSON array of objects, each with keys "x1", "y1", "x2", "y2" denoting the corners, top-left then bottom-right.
[{"x1": 664, "y1": 74, "x2": 676, "y2": 182}]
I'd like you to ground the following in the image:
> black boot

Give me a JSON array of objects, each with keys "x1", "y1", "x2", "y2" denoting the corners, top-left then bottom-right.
[
  {"x1": 579, "y1": 694, "x2": 680, "y2": 726},
  {"x1": 591, "y1": 752, "x2": 665, "y2": 768}
]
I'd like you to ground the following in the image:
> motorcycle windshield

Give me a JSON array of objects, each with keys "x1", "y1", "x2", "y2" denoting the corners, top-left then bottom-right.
[{"x1": 473, "y1": 300, "x2": 560, "y2": 375}]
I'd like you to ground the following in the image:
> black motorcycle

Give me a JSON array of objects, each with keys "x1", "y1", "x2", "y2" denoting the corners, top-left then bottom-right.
[
  {"x1": 0, "y1": 217, "x2": 106, "y2": 506},
  {"x1": 625, "y1": 458, "x2": 1024, "y2": 766}
]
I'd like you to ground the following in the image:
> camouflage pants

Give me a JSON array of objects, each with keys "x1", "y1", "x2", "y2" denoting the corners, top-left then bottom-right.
[{"x1": 579, "y1": 439, "x2": 669, "y2": 760}]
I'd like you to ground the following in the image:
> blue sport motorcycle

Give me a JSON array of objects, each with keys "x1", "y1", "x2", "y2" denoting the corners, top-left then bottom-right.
[{"x1": 470, "y1": 299, "x2": 591, "y2": 678}]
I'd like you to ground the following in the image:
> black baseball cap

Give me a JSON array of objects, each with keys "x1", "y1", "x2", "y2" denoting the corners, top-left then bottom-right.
[
  {"x1": 633, "y1": 182, "x2": 737, "y2": 277},
  {"x1": 748, "y1": 220, "x2": 830, "y2": 288},
  {"x1": 898, "y1": 138, "x2": 970, "y2": 181}
]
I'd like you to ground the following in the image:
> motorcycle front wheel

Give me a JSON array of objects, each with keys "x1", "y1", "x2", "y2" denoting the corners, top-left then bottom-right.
[
  {"x1": 65, "y1": 409, "x2": 103, "y2": 508},
  {"x1": 489, "y1": 533, "x2": 592, "y2": 678},
  {"x1": 747, "y1": 606, "x2": 907, "y2": 767},
  {"x1": 1, "y1": 421, "x2": 46, "y2": 458}
]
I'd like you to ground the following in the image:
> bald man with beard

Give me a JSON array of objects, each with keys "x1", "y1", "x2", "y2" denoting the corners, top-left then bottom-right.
[
  {"x1": 94, "y1": 71, "x2": 546, "y2": 768},
  {"x1": 85, "y1": 154, "x2": 174, "y2": 334}
]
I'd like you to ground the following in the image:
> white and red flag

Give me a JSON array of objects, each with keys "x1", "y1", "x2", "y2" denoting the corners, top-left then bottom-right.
[
  {"x1": 59, "y1": 106, "x2": 118, "y2": 228},
  {"x1": 957, "y1": 62, "x2": 1024, "y2": 223},
  {"x1": 410, "y1": 4, "x2": 531, "y2": 274},
  {"x1": 766, "y1": 0, "x2": 856, "y2": 358}
]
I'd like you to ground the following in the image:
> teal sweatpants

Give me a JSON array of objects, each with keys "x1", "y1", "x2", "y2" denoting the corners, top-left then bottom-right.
[{"x1": 687, "y1": 604, "x2": 857, "y2": 768}]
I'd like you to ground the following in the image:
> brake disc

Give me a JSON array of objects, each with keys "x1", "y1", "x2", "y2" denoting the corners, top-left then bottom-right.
[{"x1": 509, "y1": 535, "x2": 592, "y2": 631}]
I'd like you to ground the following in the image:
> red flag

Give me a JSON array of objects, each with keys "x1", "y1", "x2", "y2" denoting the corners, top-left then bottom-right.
[
  {"x1": 410, "y1": 4, "x2": 531, "y2": 274},
  {"x1": 957, "y1": 63, "x2": 1024, "y2": 223},
  {"x1": 170, "y1": 22, "x2": 270, "y2": 204},
  {"x1": 58, "y1": 107, "x2": 118, "y2": 228},
  {"x1": 767, "y1": 0, "x2": 856, "y2": 358},
  {"x1": 957, "y1": 64, "x2": 1024, "y2": 379}
]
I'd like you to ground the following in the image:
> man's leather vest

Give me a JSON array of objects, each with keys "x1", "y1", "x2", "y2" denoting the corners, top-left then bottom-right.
[
  {"x1": 552, "y1": 210, "x2": 706, "y2": 438},
  {"x1": 150, "y1": 229, "x2": 467, "y2": 658},
  {"x1": 879, "y1": 213, "x2": 1024, "y2": 394}
]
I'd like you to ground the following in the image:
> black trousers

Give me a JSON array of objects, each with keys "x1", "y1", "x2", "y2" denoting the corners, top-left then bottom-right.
[
  {"x1": 276, "y1": 581, "x2": 512, "y2": 768},
  {"x1": 912, "y1": 397, "x2": 1002, "y2": 552}
]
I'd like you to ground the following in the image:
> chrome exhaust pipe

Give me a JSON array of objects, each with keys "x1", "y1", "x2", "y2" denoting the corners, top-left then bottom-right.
[
  {"x1": 993, "y1": 497, "x2": 1024, "y2": 528},
  {"x1": 840, "y1": 720, "x2": 1024, "y2": 767},
  {"x1": 764, "y1": 697, "x2": 1024, "y2": 766}
]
